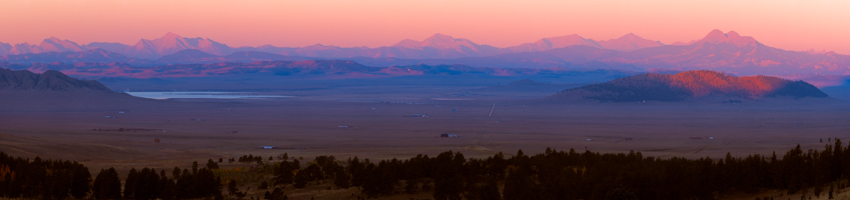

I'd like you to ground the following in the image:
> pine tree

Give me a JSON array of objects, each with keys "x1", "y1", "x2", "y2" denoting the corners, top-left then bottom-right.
[
  {"x1": 334, "y1": 167, "x2": 351, "y2": 189},
  {"x1": 228, "y1": 180, "x2": 240, "y2": 196},
  {"x1": 273, "y1": 161, "x2": 295, "y2": 187},
  {"x1": 93, "y1": 168, "x2": 122, "y2": 199},
  {"x1": 192, "y1": 161, "x2": 199, "y2": 174},
  {"x1": 207, "y1": 159, "x2": 220, "y2": 169},
  {"x1": 294, "y1": 169, "x2": 309, "y2": 188},
  {"x1": 70, "y1": 165, "x2": 91, "y2": 198},
  {"x1": 161, "y1": 176, "x2": 176, "y2": 200},
  {"x1": 124, "y1": 168, "x2": 138, "y2": 199}
]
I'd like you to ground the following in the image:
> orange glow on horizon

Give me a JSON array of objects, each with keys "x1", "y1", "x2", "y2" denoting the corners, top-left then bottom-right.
[{"x1": 2, "y1": 0, "x2": 849, "y2": 54}]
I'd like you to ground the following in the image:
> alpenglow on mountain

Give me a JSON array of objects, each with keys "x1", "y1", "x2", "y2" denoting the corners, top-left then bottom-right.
[{"x1": 547, "y1": 70, "x2": 829, "y2": 102}]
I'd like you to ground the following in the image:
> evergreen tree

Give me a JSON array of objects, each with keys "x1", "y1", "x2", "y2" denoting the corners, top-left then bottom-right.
[
  {"x1": 273, "y1": 161, "x2": 295, "y2": 187},
  {"x1": 160, "y1": 175, "x2": 176, "y2": 200},
  {"x1": 333, "y1": 167, "x2": 351, "y2": 189},
  {"x1": 192, "y1": 161, "x2": 199, "y2": 174},
  {"x1": 294, "y1": 169, "x2": 309, "y2": 188},
  {"x1": 124, "y1": 168, "x2": 138, "y2": 199},
  {"x1": 70, "y1": 165, "x2": 92, "y2": 198},
  {"x1": 228, "y1": 180, "x2": 240, "y2": 196},
  {"x1": 93, "y1": 168, "x2": 122, "y2": 199},
  {"x1": 207, "y1": 159, "x2": 220, "y2": 169}
]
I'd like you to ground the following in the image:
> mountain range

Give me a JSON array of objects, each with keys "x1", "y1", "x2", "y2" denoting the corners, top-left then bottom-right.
[
  {"x1": 0, "y1": 61, "x2": 632, "y2": 79},
  {"x1": 0, "y1": 32, "x2": 668, "y2": 59},
  {"x1": 548, "y1": 70, "x2": 829, "y2": 102},
  {"x1": 2, "y1": 30, "x2": 850, "y2": 77}
]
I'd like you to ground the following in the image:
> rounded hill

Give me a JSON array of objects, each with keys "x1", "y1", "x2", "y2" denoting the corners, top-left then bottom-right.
[{"x1": 547, "y1": 70, "x2": 828, "y2": 102}]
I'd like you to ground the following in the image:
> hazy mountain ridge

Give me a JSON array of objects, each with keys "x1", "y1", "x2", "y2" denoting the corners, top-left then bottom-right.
[
  {"x1": 0, "y1": 49, "x2": 154, "y2": 65},
  {"x1": 0, "y1": 31, "x2": 691, "y2": 59},
  {"x1": 0, "y1": 61, "x2": 635, "y2": 79},
  {"x1": 2, "y1": 30, "x2": 849, "y2": 77},
  {"x1": 549, "y1": 70, "x2": 828, "y2": 102},
  {"x1": 599, "y1": 30, "x2": 850, "y2": 75},
  {"x1": 0, "y1": 68, "x2": 112, "y2": 91}
]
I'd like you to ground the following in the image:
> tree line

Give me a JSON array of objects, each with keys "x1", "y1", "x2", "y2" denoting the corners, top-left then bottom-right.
[
  {"x1": 267, "y1": 139, "x2": 850, "y2": 199},
  {"x1": 0, "y1": 153, "x2": 224, "y2": 200},
  {"x1": 4, "y1": 139, "x2": 850, "y2": 199}
]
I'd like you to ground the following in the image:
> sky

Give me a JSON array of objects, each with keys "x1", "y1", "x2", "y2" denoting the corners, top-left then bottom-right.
[{"x1": 2, "y1": 0, "x2": 849, "y2": 54}]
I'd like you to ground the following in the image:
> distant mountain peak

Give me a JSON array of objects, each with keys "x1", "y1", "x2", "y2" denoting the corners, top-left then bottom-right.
[
  {"x1": 426, "y1": 33, "x2": 455, "y2": 41},
  {"x1": 621, "y1": 33, "x2": 639, "y2": 39},
  {"x1": 594, "y1": 33, "x2": 664, "y2": 51},
  {"x1": 161, "y1": 32, "x2": 182, "y2": 39},
  {"x1": 696, "y1": 29, "x2": 760, "y2": 47},
  {"x1": 804, "y1": 48, "x2": 828, "y2": 55},
  {"x1": 390, "y1": 33, "x2": 494, "y2": 55},
  {"x1": 392, "y1": 33, "x2": 463, "y2": 48},
  {"x1": 540, "y1": 34, "x2": 598, "y2": 48}
]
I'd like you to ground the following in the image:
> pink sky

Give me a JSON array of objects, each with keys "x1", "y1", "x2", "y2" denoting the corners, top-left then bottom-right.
[{"x1": 2, "y1": 0, "x2": 849, "y2": 54}]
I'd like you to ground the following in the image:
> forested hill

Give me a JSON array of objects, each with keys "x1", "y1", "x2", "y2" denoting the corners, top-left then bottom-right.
[{"x1": 547, "y1": 70, "x2": 829, "y2": 102}]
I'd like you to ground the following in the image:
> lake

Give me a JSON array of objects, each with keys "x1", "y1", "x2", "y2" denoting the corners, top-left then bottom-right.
[{"x1": 126, "y1": 91, "x2": 292, "y2": 100}]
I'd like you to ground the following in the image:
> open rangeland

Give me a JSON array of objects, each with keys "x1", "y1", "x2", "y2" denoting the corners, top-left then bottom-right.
[{"x1": 2, "y1": 81, "x2": 849, "y2": 200}]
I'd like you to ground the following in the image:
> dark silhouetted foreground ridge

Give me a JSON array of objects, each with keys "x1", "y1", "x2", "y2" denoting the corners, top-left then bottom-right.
[{"x1": 0, "y1": 68, "x2": 111, "y2": 91}]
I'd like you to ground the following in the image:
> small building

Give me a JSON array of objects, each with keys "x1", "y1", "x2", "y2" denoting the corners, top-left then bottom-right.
[
  {"x1": 440, "y1": 133, "x2": 449, "y2": 138},
  {"x1": 118, "y1": 111, "x2": 125, "y2": 114},
  {"x1": 338, "y1": 125, "x2": 351, "y2": 128},
  {"x1": 261, "y1": 146, "x2": 275, "y2": 149},
  {"x1": 440, "y1": 133, "x2": 458, "y2": 138},
  {"x1": 448, "y1": 134, "x2": 459, "y2": 138},
  {"x1": 586, "y1": 139, "x2": 593, "y2": 141},
  {"x1": 708, "y1": 137, "x2": 714, "y2": 140}
]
